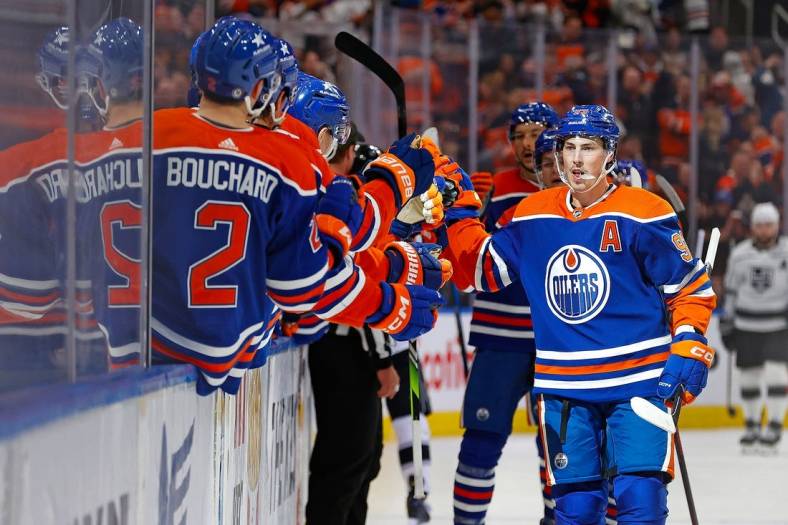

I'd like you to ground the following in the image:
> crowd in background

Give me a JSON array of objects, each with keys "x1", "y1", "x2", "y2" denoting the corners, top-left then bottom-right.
[{"x1": 151, "y1": 0, "x2": 788, "y2": 288}]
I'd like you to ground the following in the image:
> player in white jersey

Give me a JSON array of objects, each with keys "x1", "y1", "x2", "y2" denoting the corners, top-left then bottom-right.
[{"x1": 722, "y1": 202, "x2": 788, "y2": 450}]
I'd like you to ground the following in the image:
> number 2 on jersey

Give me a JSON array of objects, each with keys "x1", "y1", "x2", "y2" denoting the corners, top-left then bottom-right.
[
  {"x1": 101, "y1": 200, "x2": 142, "y2": 307},
  {"x1": 188, "y1": 201, "x2": 250, "y2": 308}
]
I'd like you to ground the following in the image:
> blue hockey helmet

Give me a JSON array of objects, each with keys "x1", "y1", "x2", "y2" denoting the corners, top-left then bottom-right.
[
  {"x1": 187, "y1": 16, "x2": 240, "y2": 107},
  {"x1": 553, "y1": 104, "x2": 620, "y2": 150},
  {"x1": 267, "y1": 38, "x2": 299, "y2": 124},
  {"x1": 508, "y1": 102, "x2": 559, "y2": 139},
  {"x1": 36, "y1": 26, "x2": 71, "y2": 110},
  {"x1": 553, "y1": 104, "x2": 620, "y2": 182},
  {"x1": 80, "y1": 17, "x2": 144, "y2": 115},
  {"x1": 289, "y1": 72, "x2": 350, "y2": 160},
  {"x1": 534, "y1": 129, "x2": 557, "y2": 173},
  {"x1": 192, "y1": 17, "x2": 280, "y2": 117}
]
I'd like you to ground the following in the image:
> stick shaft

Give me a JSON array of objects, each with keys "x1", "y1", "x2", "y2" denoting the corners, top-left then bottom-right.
[
  {"x1": 408, "y1": 342, "x2": 425, "y2": 499},
  {"x1": 450, "y1": 284, "x2": 470, "y2": 378},
  {"x1": 674, "y1": 430, "x2": 699, "y2": 525}
]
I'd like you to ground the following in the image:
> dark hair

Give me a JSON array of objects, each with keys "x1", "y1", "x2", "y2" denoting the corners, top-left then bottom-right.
[{"x1": 333, "y1": 122, "x2": 364, "y2": 159}]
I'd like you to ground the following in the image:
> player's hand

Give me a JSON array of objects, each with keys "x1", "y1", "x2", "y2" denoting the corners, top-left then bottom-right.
[
  {"x1": 367, "y1": 282, "x2": 444, "y2": 341},
  {"x1": 376, "y1": 365, "x2": 400, "y2": 399},
  {"x1": 316, "y1": 176, "x2": 362, "y2": 258},
  {"x1": 385, "y1": 241, "x2": 453, "y2": 290},
  {"x1": 470, "y1": 171, "x2": 494, "y2": 203},
  {"x1": 719, "y1": 317, "x2": 736, "y2": 352},
  {"x1": 657, "y1": 334, "x2": 715, "y2": 405},
  {"x1": 364, "y1": 132, "x2": 436, "y2": 209},
  {"x1": 437, "y1": 158, "x2": 482, "y2": 224},
  {"x1": 396, "y1": 183, "x2": 444, "y2": 226}
]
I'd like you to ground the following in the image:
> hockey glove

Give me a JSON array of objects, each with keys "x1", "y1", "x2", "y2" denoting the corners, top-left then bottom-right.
[
  {"x1": 385, "y1": 241, "x2": 453, "y2": 290},
  {"x1": 364, "y1": 132, "x2": 436, "y2": 210},
  {"x1": 395, "y1": 183, "x2": 444, "y2": 226},
  {"x1": 657, "y1": 332, "x2": 715, "y2": 405},
  {"x1": 470, "y1": 171, "x2": 494, "y2": 203},
  {"x1": 316, "y1": 176, "x2": 362, "y2": 259},
  {"x1": 719, "y1": 316, "x2": 737, "y2": 353},
  {"x1": 366, "y1": 282, "x2": 444, "y2": 341},
  {"x1": 439, "y1": 160, "x2": 482, "y2": 224}
]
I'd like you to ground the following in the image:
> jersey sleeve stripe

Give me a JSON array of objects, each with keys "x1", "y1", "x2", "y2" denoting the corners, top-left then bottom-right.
[
  {"x1": 351, "y1": 194, "x2": 382, "y2": 253},
  {"x1": 488, "y1": 243, "x2": 512, "y2": 287},
  {"x1": 474, "y1": 237, "x2": 491, "y2": 291},
  {"x1": 661, "y1": 260, "x2": 705, "y2": 295},
  {"x1": 316, "y1": 269, "x2": 366, "y2": 319},
  {"x1": 266, "y1": 261, "x2": 328, "y2": 291}
]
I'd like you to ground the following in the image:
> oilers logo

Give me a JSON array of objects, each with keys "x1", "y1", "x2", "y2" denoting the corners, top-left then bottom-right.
[{"x1": 544, "y1": 245, "x2": 610, "y2": 324}]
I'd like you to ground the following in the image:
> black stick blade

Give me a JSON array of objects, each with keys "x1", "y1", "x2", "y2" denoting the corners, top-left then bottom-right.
[{"x1": 334, "y1": 31, "x2": 407, "y2": 137}]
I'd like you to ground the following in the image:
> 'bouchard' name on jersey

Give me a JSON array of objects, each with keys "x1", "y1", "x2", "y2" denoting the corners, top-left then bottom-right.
[
  {"x1": 163, "y1": 149, "x2": 280, "y2": 204},
  {"x1": 35, "y1": 150, "x2": 143, "y2": 204}
]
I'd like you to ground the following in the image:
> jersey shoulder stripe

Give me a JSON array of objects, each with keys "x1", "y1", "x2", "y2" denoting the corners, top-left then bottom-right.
[{"x1": 512, "y1": 186, "x2": 568, "y2": 220}]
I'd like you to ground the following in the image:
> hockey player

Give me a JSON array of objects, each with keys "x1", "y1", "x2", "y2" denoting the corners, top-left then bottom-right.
[
  {"x1": 536, "y1": 127, "x2": 619, "y2": 525},
  {"x1": 152, "y1": 18, "x2": 444, "y2": 394},
  {"x1": 452, "y1": 102, "x2": 558, "y2": 525},
  {"x1": 0, "y1": 25, "x2": 105, "y2": 391},
  {"x1": 723, "y1": 202, "x2": 788, "y2": 451},
  {"x1": 440, "y1": 104, "x2": 716, "y2": 524},
  {"x1": 73, "y1": 17, "x2": 146, "y2": 368},
  {"x1": 534, "y1": 129, "x2": 562, "y2": 190}
]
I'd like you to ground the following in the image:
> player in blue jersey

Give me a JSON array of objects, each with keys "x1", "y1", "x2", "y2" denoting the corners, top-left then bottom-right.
[
  {"x1": 439, "y1": 104, "x2": 716, "y2": 524},
  {"x1": 452, "y1": 103, "x2": 559, "y2": 525},
  {"x1": 74, "y1": 17, "x2": 146, "y2": 368},
  {"x1": 152, "y1": 18, "x2": 444, "y2": 394},
  {"x1": 0, "y1": 25, "x2": 108, "y2": 391}
]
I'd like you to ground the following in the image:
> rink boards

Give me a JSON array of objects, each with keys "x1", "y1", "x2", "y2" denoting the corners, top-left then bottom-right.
[{"x1": 0, "y1": 342, "x2": 313, "y2": 525}]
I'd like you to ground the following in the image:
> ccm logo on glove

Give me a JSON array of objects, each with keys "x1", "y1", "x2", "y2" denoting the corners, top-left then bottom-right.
[
  {"x1": 386, "y1": 295, "x2": 411, "y2": 332},
  {"x1": 690, "y1": 345, "x2": 714, "y2": 365}
]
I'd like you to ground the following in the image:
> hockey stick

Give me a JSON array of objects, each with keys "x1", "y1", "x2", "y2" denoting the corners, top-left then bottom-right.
[
  {"x1": 654, "y1": 174, "x2": 689, "y2": 232},
  {"x1": 450, "y1": 284, "x2": 470, "y2": 378},
  {"x1": 335, "y1": 32, "x2": 429, "y2": 499},
  {"x1": 408, "y1": 341, "x2": 426, "y2": 499},
  {"x1": 671, "y1": 386, "x2": 699, "y2": 525},
  {"x1": 631, "y1": 228, "x2": 720, "y2": 429},
  {"x1": 631, "y1": 227, "x2": 719, "y2": 525},
  {"x1": 726, "y1": 348, "x2": 735, "y2": 417},
  {"x1": 335, "y1": 31, "x2": 407, "y2": 138}
]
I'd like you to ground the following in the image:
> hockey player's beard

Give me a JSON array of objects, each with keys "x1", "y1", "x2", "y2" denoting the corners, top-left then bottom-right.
[{"x1": 753, "y1": 234, "x2": 778, "y2": 249}]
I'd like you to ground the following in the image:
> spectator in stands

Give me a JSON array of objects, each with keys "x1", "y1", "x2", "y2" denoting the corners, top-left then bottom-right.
[
  {"x1": 704, "y1": 26, "x2": 729, "y2": 71},
  {"x1": 657, "y1": 74, "x2": 693, "y2": 176},
  {"x1": 617, "y1": 64, "x2": 651, "y2": 140},
  {"x1": 752, "y1": 51, "x2": 785, "y2": 128},
  {"x1": 554, "y1": 14, "x2": 585, "y2": 68}
]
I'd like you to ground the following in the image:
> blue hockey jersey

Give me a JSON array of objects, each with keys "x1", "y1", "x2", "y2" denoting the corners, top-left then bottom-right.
[
  {"x1": 446, "y1": 184, "x2": 716, "y2": 402},
  {"x1": 151, "y1": 108, "x2": 330, "y2": 394},
  {"x1": 469, "y1": 168, "x2": 539, "y2": 352}
]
